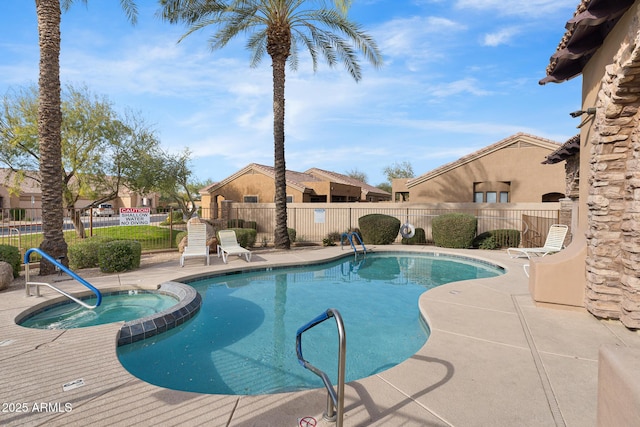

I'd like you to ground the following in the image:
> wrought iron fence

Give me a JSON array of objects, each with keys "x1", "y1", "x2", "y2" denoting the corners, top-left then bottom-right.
[
  {"x1": 0, "y1": 207, "x2": 184, "y2": 257},
  {"x1": 213, "y1": 203, "x2": 561, "y2": 247},
  {"x1": 0, "y1": 204, "x2": 562, "y2": 257}
]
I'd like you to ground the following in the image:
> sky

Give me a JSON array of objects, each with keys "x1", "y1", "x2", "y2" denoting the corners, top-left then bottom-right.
[{"x1": 0, "y1": 0, "x2": 583, "y2": 188}]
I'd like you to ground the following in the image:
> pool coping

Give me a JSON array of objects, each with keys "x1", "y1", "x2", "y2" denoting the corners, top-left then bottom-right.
[
  {"x1": 14, "y1": 282, "x2": 202, "y2": 348},
  {"x1": 2, "y1": 245, "x2": 639, "y2": 426}
]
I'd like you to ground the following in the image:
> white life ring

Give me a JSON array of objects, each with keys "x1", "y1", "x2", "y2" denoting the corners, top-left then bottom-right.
[{"x1": 400, "y1": 222, "x2": 415, "y2": 239}]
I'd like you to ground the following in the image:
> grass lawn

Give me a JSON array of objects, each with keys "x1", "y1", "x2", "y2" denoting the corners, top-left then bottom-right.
[{"x1": 6, "y1": 225, "x2": 180, "y2": 255}]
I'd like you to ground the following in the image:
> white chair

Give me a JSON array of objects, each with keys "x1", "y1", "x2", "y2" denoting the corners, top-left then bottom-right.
[
  {"x1": 180, "y1": 223, "x2": 210, "y2": 267},
  {"x1": 507, "y1": 224, "x2": 568, "y2": 260},
  {"x1": 217, "y1": 230, "x2": 251, "y2": 263}
]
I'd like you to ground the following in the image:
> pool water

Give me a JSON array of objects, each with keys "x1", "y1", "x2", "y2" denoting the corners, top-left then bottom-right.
[
  {"x1": 19, "y1": 291, "x2": 179, "y2": 329},
  {"x1": 118, "y1": 253, "x2": 503, "y2": 395}
]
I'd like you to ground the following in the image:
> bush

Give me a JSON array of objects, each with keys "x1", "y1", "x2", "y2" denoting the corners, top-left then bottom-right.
[
  {"x1": 244, "y1": 220, "x2": 257, "y2": 230},
  {"x1": 358, "y1": 214, "x2": 400, "y2": 245},
  {"x1": 0, "y1": 244, "x2": 21, "y2": 278},
  {"x1": 288, "y1": 228, "x2": 297, "y2": 243},
  {"x1": 159, "y1": 210, "x2": 185, "y2": 225},
  {"x1": 432, "y1": 213, "x2": 477, "y2": 248},
  {"x1": 323, "y1": 231, "x2": 342, "y2": 246},
  {"x1": 228, "y1": 219, "x2": 244, "y2": 228},
  {"x1": 228, "y1": 228, "x2": 257, "y2": 248},
  {"x1": 98, "y1": 240, "x2": 142, "y2": 273},
  {"x1": 175, "y1": 230, "x2": 188, "y2": 247},
  {"x1": 9, "y1": 208, "x2": 26, "y2": 221},
  {"x1": 401, "y1": 227, "x2": 427, "y2": 245},
  {"x1": 68, "y1": 236, "x2": 115, "y2": 269},
  {"x1": 473, "y1": 229, "x2": 520, "y2": 249}
]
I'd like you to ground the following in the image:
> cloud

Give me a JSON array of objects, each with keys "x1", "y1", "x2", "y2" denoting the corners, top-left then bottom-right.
[
  {"x1": 428, "y1": 78, "x2": 493, "y2": 98},
  {"x1": 372, "y1": 16, "x2": 465, "y2": 70},
  {"x1": 454, "y1": 0, "x2": 576, "y2": 17},
  {"x1": 482, "y1": 27, "x2": 520, "y2": 47}
]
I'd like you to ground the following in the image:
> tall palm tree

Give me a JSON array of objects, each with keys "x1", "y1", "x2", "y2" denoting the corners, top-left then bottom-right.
[
  {"x1": 34, "y1": 0, "x2": 137, "y2": 274},
  {"x1": 159, "y1": 0, "x2": 382, "y2": 249}
]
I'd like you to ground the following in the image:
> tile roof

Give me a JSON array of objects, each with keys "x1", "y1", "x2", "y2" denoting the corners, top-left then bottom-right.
[
  {"x1": 540, "y1": 0, "x2": 635, "y2": 84},
  {"x1": 542, "y1": 134, "x2": 581, "y2": 164},
  {"x1": 305, "y1": 167, "x2": 391, "y2": 196}
]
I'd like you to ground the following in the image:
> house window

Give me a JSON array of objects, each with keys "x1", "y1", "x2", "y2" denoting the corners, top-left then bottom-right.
[
  {"x1": 500, "y1": 192, "x2": 509, "y2": 203},
  {"x1": 486, "y1": 192, "x2": 497, "y2": 203},
  {"x1": 286, "y1": 195, "x2": 293, "y2": 203},
  {"x1": 474, "y1": 192, "x2": 484, "y2": 203},
  {"x1": 243, "y1": 195, "x2": 258, "y2": 203}
]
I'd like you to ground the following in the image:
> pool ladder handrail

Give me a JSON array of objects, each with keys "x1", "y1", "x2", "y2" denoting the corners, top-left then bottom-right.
[
  {"x1": 296, "y1": 308, "x2": 346, "y2": 427},
  {"x1": 24, "y1": 248, "x2": 102, "y2": 309},
  {"x1": 341, "y1": 231, "x2": 366, "y2": 255}
]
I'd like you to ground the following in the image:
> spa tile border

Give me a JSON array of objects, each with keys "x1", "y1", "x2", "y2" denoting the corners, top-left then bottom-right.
[{"x1": 117, "y1": 281, "x2": 201, "y2": 346}]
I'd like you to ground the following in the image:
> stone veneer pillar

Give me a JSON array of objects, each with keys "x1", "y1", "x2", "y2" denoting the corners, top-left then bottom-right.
[{"x1": 586, "y1": 28, "x2": 640, "y2": 328}]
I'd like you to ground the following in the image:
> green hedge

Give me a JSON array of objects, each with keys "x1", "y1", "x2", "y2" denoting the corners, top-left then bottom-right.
[
  {"x1": 68, "y1": 236, "x2": 115, "y2": 269},
  {"x1": 0, "y1": 244, "x2": 21, "y2": 278},
  {"x1": 358, "y1": 214, "x2": 400, "y2": 245},
  {"x1": 288, "y1": 228, "x2": 297, "y2": 243},
  {"x1": 9, "y1": 208, "x2": 26, "y2": 221},
  {"x1": 98, "y1": 240, "x2": 142, "y2": 273},
  {"x1": 473, "y1": 229, "x2": 520, "y2": 249},
  {"x1": 175, "y1": 230, "x2": 188, "y2": 247},
  {"x1": 401, "y1": 227, "x2": 427, "y2": 245},
  {"x1": 228, "y1": 219, "x2": 244, "y2": 228},
  {"x1": 432, "y1": 213, "x2": 477, "y2": 248},
  {"x1": 227, "y1": 228, "x2": 257, "y2": 248}
]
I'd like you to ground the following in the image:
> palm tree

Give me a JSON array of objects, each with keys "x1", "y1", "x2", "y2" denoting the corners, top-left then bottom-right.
[
  {"x1": 34, "y1": 0, "x2": 137, "y2": 274},
  {"x1": 159, "y1": 0, "x2": 382, "y2": 249}
]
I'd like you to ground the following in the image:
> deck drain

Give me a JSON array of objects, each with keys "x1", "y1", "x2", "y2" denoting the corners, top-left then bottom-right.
[{"x1": 62, "y1": 378, "x2": 85, "y2": 392}]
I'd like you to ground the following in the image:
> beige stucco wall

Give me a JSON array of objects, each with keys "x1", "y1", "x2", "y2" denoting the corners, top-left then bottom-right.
[
  {"x1": 211, "y1": 172, "x2": 305, "y2": 204},
  {"x1": 530, "y1": 3, "x2": 640, "y2": 318},
  {"x1": 409, "y1": 143, "x2": 565, "y2": 203}
]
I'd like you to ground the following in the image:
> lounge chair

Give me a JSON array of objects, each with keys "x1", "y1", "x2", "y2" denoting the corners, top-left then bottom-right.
[
  {"x1": 507, "y1": 224, "x2": 568, "y2": 259},
  {"x1": 180, "y1": 223, "x2": 210, "y2": 267},
  {"x1": 217, "y1": 230, "x2": 252, "y2": 263}
]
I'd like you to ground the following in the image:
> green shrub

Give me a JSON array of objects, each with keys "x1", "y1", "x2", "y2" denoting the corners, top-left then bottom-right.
[
  {"x1": 98, "y1": 240, "x2": 142, "y2": 273},
  {"x1": 228, "y1": 228, "x2": 257, "y2": 248},
  {"x1": 358, "y1": 214, "x2": 400, "y2": 245},
  {"x1": 323, "y1": 231, "x2": 342, "y2": 246},
  {"x1": 68, "y1": 236, "x2": 115, "y2": 269},
  {"x1": 175, "y1": 231, "x2": 188, "y2": 247},
  {"x1": 401, "y1": 227, "x2": 427, "y2": 245},
  {"x1": 432, "y1": 213, "x2": 477, "y2": 248},
  {"x1": 228, "y1": 219, "x2": 244, "y2": 228},
  {"x1": 0, "y1": 244, "x2": 21, "y2": 278},
  {"x1": 160, "y1": 210, "x2": 185, "y2": 225},
  {"x1": 288, "y1": 228, "x2": 297, "y2": 243},
  {"x1": 472, "y1": 229, "x2": 520, "y2": 249},
  {"x1": 9, "y1": 208, "x2": 26, "y2": 221},
  {"x1": 243, "y1": 221, "x2": 257, "y2": 230}
]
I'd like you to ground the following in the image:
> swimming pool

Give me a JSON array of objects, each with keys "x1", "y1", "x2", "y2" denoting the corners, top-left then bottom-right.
[{"x1": 118, "y1": 252, "x2": 503, "y2": 395}]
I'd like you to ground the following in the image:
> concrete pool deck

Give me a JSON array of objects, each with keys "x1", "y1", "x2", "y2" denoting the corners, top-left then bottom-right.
[{"x1": 1, "y1": 245, "x2": 639, "y2": 426}]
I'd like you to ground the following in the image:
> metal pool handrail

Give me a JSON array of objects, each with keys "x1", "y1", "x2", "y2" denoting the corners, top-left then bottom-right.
[
  {"x1": 24, "y1": 248, "x2": 102, "y2": 309},
  {"x1": 296, "y1": 308, "x2": 346, "y2": 427},
  {"x1": 341, "y1": 231, "x2": 367, "y2": 256}
]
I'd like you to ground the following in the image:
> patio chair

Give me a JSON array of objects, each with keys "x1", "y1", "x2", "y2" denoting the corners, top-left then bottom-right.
[
  {"x1": 507, "y1": 224, "x2": 568, "y2": 260},
  {"x1": 217, "y1": 230, "x2": 252, "y2": 263},
  {"x1": 180, "y1": 223, "x2": 210, "y2": 267}
]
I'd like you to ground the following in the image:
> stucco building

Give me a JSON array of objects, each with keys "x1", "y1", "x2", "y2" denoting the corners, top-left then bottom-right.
[
  {"x1": 393, "y1": 133, "x2": 566, "y2": 203},
  {"x1": 535, "y1": 0, "x2": 640, "y2": 329},
  {"x1": 200, "y1": 163, "x2": 391, "y2": 220},
  {"x1": 0, "y1": 169, "x2": 159, "y2": 214}
]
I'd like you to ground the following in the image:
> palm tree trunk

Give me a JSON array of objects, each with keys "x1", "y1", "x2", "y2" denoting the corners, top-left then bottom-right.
[
  {"x1": 36, "y1": 0, "x2": 68, "y2": 274},
  {"x1": 271, "y1": 55, "x2": 291, "y2": 249}
]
